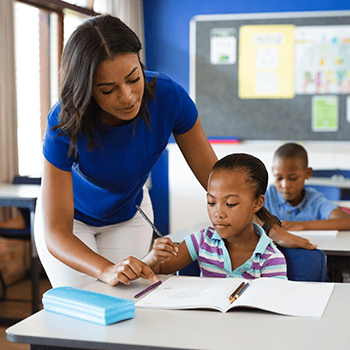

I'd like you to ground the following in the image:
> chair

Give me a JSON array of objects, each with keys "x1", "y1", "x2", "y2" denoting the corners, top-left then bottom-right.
[
  {"x1": 277, "y1": 246, "x2": 327, "y2": 282},
  {"x1": 177, "y1": 260, "x2": 201, "y2": 277},
  {"x1": 304, "y1": 184, "x2": 341, "y2": 202},
  {"x1": 177, "y1": 247, "x2": 327, "y2": 282},
  {"x1": 0, "y1": 175, "x2": 41, "y2": 300}
]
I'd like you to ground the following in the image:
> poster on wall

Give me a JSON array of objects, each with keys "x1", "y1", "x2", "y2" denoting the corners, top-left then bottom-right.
[
  {"x1": 312, "y1": 96, "x2": 339, "y2": 132},
  {"x1": 294, "y1": 25, "x2": 350, "y2": 95},
  {"x1": 238, "y1": 25, "x2": 295, "y2": 99},
  {"x1": 210, "y1": 28, "x2": 237, "y2": 65}
]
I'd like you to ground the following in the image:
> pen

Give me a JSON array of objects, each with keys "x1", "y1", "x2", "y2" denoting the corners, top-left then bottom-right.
[
  {"x1": 230, "y1": 282, "x2": 249, "y2": 304},
  {"x1": 229, "y1": 281, "x2": 245, "y2": 300},
  {"x1": 136, "y1": 205, "x2": 177, "y2": 256},
  {"x1": 134, "y1": 280, "x2": 162, "y2": 298}
]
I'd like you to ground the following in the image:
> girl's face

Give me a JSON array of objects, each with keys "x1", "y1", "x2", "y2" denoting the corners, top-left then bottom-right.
[
  {"x1": 92, "y1": 53, "x2": 145, "y2": 126},
  {"x1": 272, "y1": 157, "x2": 312, "y2": 207},
  {"x1": 207, "y1": 169, "x2": 264, "y2": 242}
]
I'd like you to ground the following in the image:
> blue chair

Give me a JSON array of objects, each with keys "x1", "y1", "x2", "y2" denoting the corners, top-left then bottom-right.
[
  {"x1": 304, "y1": 184, "x2": 341, "y2": 202},
  {"x1": 310, "y1": 169, "x2": 350, "y2": 200},
  {"x1": 177, "y1": 247, "x2": 327, "y2": 282},
  {"x1": 277, "y1": 246, "x2": 327, "y2": 282},
  {"x1": 177, "y1": 260, "x2": 201, "y2": 277}
]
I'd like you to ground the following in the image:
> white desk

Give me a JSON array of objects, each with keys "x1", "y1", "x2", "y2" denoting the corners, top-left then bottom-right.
[{"x1": 6, "y1": 275, "x2": 350, "y2": 350}]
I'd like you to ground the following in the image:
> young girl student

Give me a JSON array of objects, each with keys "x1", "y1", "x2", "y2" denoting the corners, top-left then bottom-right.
[{"x1": 143, "y1": 153, "x2": 287, "y2": 279}]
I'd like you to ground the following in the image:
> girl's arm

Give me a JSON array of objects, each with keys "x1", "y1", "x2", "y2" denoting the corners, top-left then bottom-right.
[
  {"x1": 41, "y1": 158, "x2": 156, "y2": 285},
  {"x1": 174, "y1": 116, "x2": 218, "y2": 190},
  {"x1": 281, "y1": 208, "x2": 350, "y2": 231},
  {"x1": 143, "y1": 238, "x2": 193, "y2": 274}
]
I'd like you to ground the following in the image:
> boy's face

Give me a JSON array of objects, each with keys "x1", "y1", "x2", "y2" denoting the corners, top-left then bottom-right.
[
  {"x1": 272, "y1": 156, "x2": 313, "y2": 206},
  {"x1": 206, "y1": 169, "x2": 264, "y2": 242}
]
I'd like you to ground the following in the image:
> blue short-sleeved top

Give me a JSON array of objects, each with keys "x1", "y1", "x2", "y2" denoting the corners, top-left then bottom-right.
[
  {"x1": 264, "y1": 185, "x2": 338, "y2": 221},
  {"x1": 185, "y1": 223, "x2": 287, "y2": 279},
  {"x1": 43, "y1": 71, "x2": 198, "y2": 226}
]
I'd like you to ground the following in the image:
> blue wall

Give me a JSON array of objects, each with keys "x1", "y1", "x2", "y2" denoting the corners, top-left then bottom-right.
[{"x1": 143, "y1": 0, "x2": 350, "y2": 93}]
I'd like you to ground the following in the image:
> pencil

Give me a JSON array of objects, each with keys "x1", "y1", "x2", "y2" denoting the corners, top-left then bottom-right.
[
  {"x1": 229, "y1": 281, "x2": 245, "y2": 300},
  {"x1": 230, "y1": 282, "x2": 249, "y2": 304}
]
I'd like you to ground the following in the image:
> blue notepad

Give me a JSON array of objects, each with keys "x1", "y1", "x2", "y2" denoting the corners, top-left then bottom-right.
[{"x1": 42, "y1": 287, "x2": 135, "y2": 325}]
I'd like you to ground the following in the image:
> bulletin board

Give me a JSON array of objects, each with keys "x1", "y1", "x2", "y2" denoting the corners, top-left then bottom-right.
[{"x1": 190, "y1": 10, "x2": 350, "y2": 140}]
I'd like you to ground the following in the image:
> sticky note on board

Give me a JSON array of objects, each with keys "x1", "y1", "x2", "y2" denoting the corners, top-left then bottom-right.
[{"x1": 239, "y1": 25, "x2": 295, "y2": 99}]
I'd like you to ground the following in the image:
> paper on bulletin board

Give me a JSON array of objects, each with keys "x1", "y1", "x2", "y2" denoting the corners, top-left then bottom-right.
[
  {"x1": 312, "y1": 96, "x2": 338, "y2": 132},
  {"x1": 294, "y1": 25, "x2": 350, "y2": 95},
  {"x1": 210, "y1": 28, "x2": 236, "y2": 65},
  {"x1": 238, "y1": 25, "x2": 295, "y2": 99}
]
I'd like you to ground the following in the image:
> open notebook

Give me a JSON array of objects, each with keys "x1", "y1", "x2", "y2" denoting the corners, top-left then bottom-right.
[{"x1": 135, "y1": 276, "x2": 334, "y2": 318}]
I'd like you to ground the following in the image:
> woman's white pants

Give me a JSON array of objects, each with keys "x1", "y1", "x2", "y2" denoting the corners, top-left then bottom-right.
[{"x1": 34, "y1": 188, "x2": 154, "y2": 288}]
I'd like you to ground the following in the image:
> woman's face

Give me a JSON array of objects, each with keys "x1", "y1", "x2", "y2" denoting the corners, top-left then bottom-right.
[{"x1": 92, "y1": 53, "x2": 145, "y2": 126}]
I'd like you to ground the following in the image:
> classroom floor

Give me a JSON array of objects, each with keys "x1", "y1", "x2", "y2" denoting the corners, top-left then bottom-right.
[{"x1": 0, "y1": 275, "x2": 51, "y2": 350}]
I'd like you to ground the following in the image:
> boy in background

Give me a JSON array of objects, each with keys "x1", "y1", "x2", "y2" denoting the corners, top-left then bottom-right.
[{"x1": 264, "y1": 142, "x2": 350, "y2": 232}]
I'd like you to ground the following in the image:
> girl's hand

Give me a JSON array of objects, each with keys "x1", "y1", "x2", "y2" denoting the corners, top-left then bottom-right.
[
  {"x1": 101, "y1": 257, "x2": 158, "y2": 286},
  {"x1": 281, "y1": 220, "x2": 305, "y2": 231},
  {"x1": 151, "y1": 237, "x2": 179, "y2": 264}
]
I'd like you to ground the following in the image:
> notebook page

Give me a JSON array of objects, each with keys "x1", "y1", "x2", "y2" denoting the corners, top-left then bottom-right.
[
  {"x1": 232, "y1": 278, "x2": 334, "y2": 317},
  {"x1": 135, "y1": 277, "x2": 243, "y2": 312}
]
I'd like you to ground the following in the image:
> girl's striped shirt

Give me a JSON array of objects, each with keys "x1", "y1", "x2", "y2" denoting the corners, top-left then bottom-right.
[{"x1": 184, "y1": 223, "x2": 287, "y2": 279}]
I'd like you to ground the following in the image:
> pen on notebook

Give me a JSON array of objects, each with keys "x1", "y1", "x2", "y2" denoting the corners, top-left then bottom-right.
[
  {"x1": 134, "y1": 280, "x2": 162, "y2": 298},
  {"x1": 229, "y1": 282, "x2": 245, "y2": 300},
  {"x1": 135, "y1": 205, "x2": 177, "y2": 256},
  {"x1": 230, "y1": 282, "x2": 249, "y2": 304}
]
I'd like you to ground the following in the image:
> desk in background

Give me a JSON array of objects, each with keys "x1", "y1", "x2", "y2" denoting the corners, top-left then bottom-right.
[
  {"x1": 0, "y1": 183, "x2": 41, "y2": 316},
  {"x1": 6, "y1": 275, "x2": 350, "y2": 350}
]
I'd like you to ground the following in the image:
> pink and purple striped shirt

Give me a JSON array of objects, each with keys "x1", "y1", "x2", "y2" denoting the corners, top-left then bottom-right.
[{"x1": 184, "y1": 223, "x2": 287, "y2": 279}]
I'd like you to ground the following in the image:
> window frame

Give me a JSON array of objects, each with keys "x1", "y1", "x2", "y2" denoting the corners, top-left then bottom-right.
[{"x1": 14, "y1": 0, "x2": 99, "y2": 174}]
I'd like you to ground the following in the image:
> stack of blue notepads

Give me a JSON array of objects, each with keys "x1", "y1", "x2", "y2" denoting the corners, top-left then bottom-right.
[{"x1": 42, "y1": 287, "x2": 135, "y2": 325}]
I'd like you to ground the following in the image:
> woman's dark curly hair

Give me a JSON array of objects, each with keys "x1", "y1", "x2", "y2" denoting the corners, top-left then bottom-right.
[
  {"x1": 211, "y1": 153, "x2": 281, "y2": 228},
  {"x1": 55, "y1": 14, "x2": 157, "y2": 157}
]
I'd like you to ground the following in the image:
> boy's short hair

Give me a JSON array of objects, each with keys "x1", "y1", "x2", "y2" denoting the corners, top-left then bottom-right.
[{"x1": 274, "y1": 143, "x2": 308, "y2": 168}]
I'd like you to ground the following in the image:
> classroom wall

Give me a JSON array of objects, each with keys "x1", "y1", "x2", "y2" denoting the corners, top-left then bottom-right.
[
  {"x1": 142, "y1": 0, "x2": 350, "y2": 233},
  {"x1": 143, "y1": 0, "x2": 350, "y2": 93}
]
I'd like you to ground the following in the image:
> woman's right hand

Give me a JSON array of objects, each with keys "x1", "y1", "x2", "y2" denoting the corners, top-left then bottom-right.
[{"x1": 101, "y1": 256, "x2": 158, "y2": 286}]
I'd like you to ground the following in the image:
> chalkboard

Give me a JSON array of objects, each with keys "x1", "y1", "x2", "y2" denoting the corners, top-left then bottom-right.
[{"x1": 190, "y1": 11, "x2": 350, "y2": 141}]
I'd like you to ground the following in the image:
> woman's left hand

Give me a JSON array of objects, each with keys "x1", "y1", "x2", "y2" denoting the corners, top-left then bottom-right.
[
  {"x1": 281, "y1": 220, "x2": 305, "y2": 231},
  {"x1": 269, "y1": 224, "x2": 317, "y2": 250}
]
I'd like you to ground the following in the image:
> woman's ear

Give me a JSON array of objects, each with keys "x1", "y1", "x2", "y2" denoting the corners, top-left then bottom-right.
[{"x1": 253, "y1": 194, "x2": 265, "y2": 213}]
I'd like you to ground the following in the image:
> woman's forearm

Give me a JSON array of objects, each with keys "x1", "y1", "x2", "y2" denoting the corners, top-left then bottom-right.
[{"x1": 45, "y1": 227, "x2": 114, "y2": 281}]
